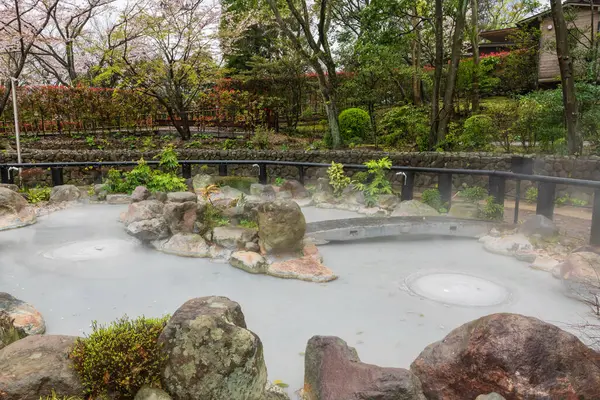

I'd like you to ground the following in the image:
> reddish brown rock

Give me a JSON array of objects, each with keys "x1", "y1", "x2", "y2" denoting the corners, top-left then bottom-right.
[
  {"x1": 0, "y1": 188, "x2": 36, "y2": 230},
  {"x1": 0, "y1": 293, "x2": 45, "y2": 335},
  {"x1": 410, "y1": 313, "x2": 600, "y2": 400},
  {"x1": 268, "y1": 256, "x2": 336, "y2": 283},
  {"x1": 303, "y1": 336, "x2": 426, "y2": 400}
]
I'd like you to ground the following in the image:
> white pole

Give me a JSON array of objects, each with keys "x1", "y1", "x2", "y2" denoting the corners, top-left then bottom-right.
[{"x1": 10, "y1": 77, "x2": 22, "y2": 165}]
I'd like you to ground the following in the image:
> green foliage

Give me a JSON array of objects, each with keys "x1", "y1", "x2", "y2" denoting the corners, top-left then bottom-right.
[
  {"x1": 105, "y1": 159, "x2": 187, "y2": 194},
  {"x1": 555, "y1": 193, "x2": 569, "y2": 207},
  {"x1": 70, "y1": 315, "x2": 169, "y2": 399},
  {"x1": 379, "y1": 106, "x2": 429, "y2": 150},
  {"x1": 421, "y1": 189, "x2": 444, "y2": 212},
  {"x1": 222, "y1": 139, "x2": 236, "y2": 150},
  {"x1": 39, "y1": 391, "x2": 83, "y2": 400},
  {"x1": 458, "y1": 186, "x2": 487, "y2": 203},
  {"x1": 525, "y1": 187, "x2": 538, "y2": 204},
  {"x1": 0, "y1": 311, "x2": 26, "y2": 350},
  {"x1": 482, "y1": 99, "x2": 518, "y2": 152},
  {"x1": 156, "y1": 145, "x2": 179, "y2": 173},
  {"x1": 353, "y1": 157, "x2": 393, "y2": 206},
  {"x1": 274, "y1": 177, "x2": 285, "y2": 186},
  {"x1": 251, "y1": 126, "x2": 270, "y2": 150},
  {"x1": 481, "y1": 196, "x2": 504, "y2": 221},
  {"x1": 23, "y1": 186, "x2": 51, "y2": 204},
  {"x1": 239, "y1": 219, "x2": 258, "y2": 229},
  {"x1": 460, "y1": 115, "x2": 496, "y2": 151},
  {"x1": 327, "y1": 162, "x2": 351, "y2": 197},
  {"x1": 338, "y1": 108, "x2": 371, "y2": 143}
]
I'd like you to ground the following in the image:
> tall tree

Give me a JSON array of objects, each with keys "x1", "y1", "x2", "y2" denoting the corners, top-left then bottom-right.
[
  {"x1": 470, "y1": 0, "x2": 480, "y2": 113},
  {"x1": 437, "y1": 0, "x2": 469, "y2": 142},
  {"x1": 0, "y1": 0, "x2": 58, "y2": 115},
  {"x1": 30, "y1": 0, "x2": 114, "y2": 86},
  {"x1": 428, "y1": 0, "x2": 444, "y2": 148},
  {"x1": 551, "y1": 0, "x2": 582, "y2": 154},
  {"x1": 266, "y1": 0, "x2": 342, "y2": 148},
  {"x1": 411, "y1": 5, "x2": 422, "y2": 106}
]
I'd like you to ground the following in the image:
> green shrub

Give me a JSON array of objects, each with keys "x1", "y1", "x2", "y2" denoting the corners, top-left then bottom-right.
[
  {"x1": 251, "y1": 126, "x2": 270, "y2": 149},
  {"x1": 70, "y1": 315, "x2": 169, "y2": 399},
  {"x1": 421, "y1": 188, "x2": 444, "y2": 212},
  {"x1": 460, "y1": 115, "x2": 496, "y2": 151},
  {"x1": 239, "y1": 219, "x2": 258, "y2": 229},
  {"x1": 0, "y1": 311, "x2": 26, "y2": 350},
  {"x1": 353, "y1": 157, "x2": 393, "y2": 207},
  {"x1": 274, "y1": 177, "x2": 285, "y2": 186},
  {"x1": 39, "y1": 391, "x2": 82, "y2": 400},
  {"x1": 222, "y1": 139, "x2": 235, "y2": 150},
  {"x1": 458, "y1": 186, "x2": 487, "y2": 203},
  {"x1": 481, "y1": 196, "x2": 504, "y2": 221},
  {"x1": 525, "y1": 187, "x2": 538, "y2": 204},
  {"x1": 338, "y1": 108, "x2": 371, "y2": 143},
  {"x1": 23, "y1": 186, "x2": 51, "y2": 204},
  {"x1": 327, "y1": 162, "x2": 351, "y2": 197},
  {"x1": 105, "y1": 160, "x2": 187, "y2": 194},
  {"x1": 379, "y1": 105, "x2": 429, "y2": 150},
  {"x1": 155, "y1": 144, "x2": 179, "y2": 173}
]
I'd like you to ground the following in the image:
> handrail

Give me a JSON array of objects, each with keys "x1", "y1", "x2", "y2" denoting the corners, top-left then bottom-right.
[{"x1": 1, "y1": 158, "x2": 599, "y2": 245}]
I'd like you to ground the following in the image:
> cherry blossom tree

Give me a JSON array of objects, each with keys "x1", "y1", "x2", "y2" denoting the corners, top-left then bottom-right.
[{"x1": 0, "y1": 0, "x2": 59, "y2": 115}]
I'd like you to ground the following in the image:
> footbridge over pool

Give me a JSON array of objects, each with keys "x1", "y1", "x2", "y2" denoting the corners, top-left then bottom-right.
[{"x1": 305, "y1": 216, "x2": 499, "y2": 243}]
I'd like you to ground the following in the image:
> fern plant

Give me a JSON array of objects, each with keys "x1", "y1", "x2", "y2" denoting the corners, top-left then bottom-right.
[{"x1": 353, "y1": 157, "x2": 393, "y2": 207}]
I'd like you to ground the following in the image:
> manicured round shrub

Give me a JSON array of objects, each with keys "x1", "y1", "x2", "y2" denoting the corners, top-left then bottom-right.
[
  {"x1": 70, "y1": 315, "x2": 169, "y2": 399},
  {"x1": 338, "y1": 108, "x2": 371, "y2": 143}
]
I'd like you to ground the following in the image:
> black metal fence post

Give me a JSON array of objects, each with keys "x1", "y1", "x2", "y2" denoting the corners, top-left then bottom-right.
[
  {"x1": 439, "y1": 173, "x2": 453, "y2": 208},
  {"x1": 0, "y1": 167, "x2": 10, "y2": 184},
  {"x1": 298, "y1": 166, "x2": 305, "y2": 185},
  {"x1": 218, "y1": 164, "x2": 227, "y2": 177},
  {"x1": 488, "y1": 175, "x2": 506, "y2": 205},
  {"x1": 182, "y1": 164, "x2": 191, "y2": 179},
  {"x1": 400, "y1": 171, "x2": 415, "y2": 201},
  {"x1": 536, "y1": 182, "x2": 556, "y2": 220},
  {"x1": 591, "y1": 189, "x2": 600, "y2": 246},
  {"x1": 51, "y1": 167, "x2": 64, "y2": 186},
  {"x1": 258, "y1": 163, "x2": 267, "y2": 184},
  {"x1": 511, "y1": 156, "x2": 534, "y2": 223}
]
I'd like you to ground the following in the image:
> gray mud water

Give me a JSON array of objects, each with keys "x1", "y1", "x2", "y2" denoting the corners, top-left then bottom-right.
[{"x1": 0, "y1": 204, "x2": 590, "y2": 394}]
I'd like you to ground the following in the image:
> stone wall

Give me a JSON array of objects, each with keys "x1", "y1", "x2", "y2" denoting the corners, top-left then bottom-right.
[{"x1": 1, "y1": 149, "x2": 599, "y2": 200}]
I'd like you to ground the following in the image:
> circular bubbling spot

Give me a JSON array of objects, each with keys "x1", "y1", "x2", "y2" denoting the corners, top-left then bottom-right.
[
  {"x1": 43, "y1": 239, "x2": 137, "y2": 261},
  {"x1": 406, "y1": 272, "x2": 509, "y2": 307}
]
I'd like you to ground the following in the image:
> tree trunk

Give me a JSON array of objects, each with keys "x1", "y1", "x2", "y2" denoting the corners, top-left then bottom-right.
[
  {"x1": 178, "y1": 110, "x2": 192, "y2": 140},
  {"x1": 412, "y1": 10, "x2": 422, "y2": 106},
  {"x1": 551, "y1": 0, "x2": 582, "y2": 154},
  {"x1": 323, "y1": 94, "x2": 341, "y2": 148},
  {"x1": 429, "y1": 0, "x2": 444, "y2": 149},
  {"x1": 471, "y1": 0, "x2": 480, "y2": 113},
  {"x1": 0, "y1": 80, "x2": 11, "y2": 117},
  {"x1": 437, "y1": 0, "x2": 469, "y2": 142}
]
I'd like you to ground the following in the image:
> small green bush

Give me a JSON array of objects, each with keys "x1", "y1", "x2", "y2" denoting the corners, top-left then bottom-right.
[
  {"x1": 70, "y1": 315, "x2": 169, "y2": 399},
  {"x1": 155, "y1": 145, "x2": 179, "y2": 173},
  {"x1": 525, "y1": 187, "x2": 538, "y2": 204},
  {"x1": 251, "y1": 126, "x2": 270, "y2": 149},
  {"x1": 352, "y1": 157, "x2": 393, "y2": 207},
  {"x1": 23, "y1": 186, "x2": 51, "y2": 204},
  {"x1": 222, "y1": 139, "x2": 236, "y2": 150},
  {"x1": 458, "y1": 186, "x2": 487, "y2": 203},
  {"x1": 239, "y1": 219, "x2": 258, "y2": 229},
  {"x1": 339, "y1": 108, "x2": 371, "y2": 143},
  {"x1": 481, "y1": 196, "x2": 504, "y2": 221},
  {"x1": 379, "y1": 105, "x2": 429, "y2": 150},
  {"x1": 327, "y1": 162, "x2": 351, "y2": 197},
  {"x1": 460, "y1": 115, "x2": 496, "y2": 151},
  {"x1": 421, "y1": 188, "x2": 444, "y2": 212},
  {"x1": 39, "y1": 391, "x2": 82, "y2": 400},
  {"x1": 105, "y1": 158, "x2": 187, "y2": 195}
]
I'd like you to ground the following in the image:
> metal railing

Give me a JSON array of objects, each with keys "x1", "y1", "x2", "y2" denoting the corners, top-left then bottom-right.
[{"x1": 1, "y1": 157, "x2": 599, "y2": 245}]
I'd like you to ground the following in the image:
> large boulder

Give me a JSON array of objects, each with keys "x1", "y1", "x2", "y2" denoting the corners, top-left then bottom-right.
[
  {"x1": 134, "y1": 386, "x2": 172, "y2": 400},
  {"x1": 391, "y1": 200, "x2": 440, "y2": 217},
  {"x1": 0, "y1": 183, "x2": 18, "y2": 192},
  {"x1": 49, "y1": 185, "x2": 81, "y2": 203},
  {"x1": 153, "y1": 233, "x2": 210, "y2": 257},
  {"x1": 0, "y1": 335, "x2": 84, "y2": 400},
  {"x1": 210, "y1": 226, "x2": 258, "y2": 250},
  {"x1": 280, "y1": 180, "x2": 309, "y2": 199},
  {"x1": 410, "y1": 313, "x2": 600, "y2": 400},
  {"x1": 131, "y1": 186, "x2": 151, "y2": 202},
  {"x1": 448, "y1": 202, "x2": 480, "y2": 219},
  {"x1": 377, "y1": 194, "x2": 399, "y2": 211},
  {"x1": 106, "y1": 194, "x2": 131, "y2": 204},
  {"x1": 519, "y1": 214, "x2": 559, "y2": 238},
  {"x1": 479, "y1": 234, "x2": 533, "y2": 257},
  {"x1": 167, "y1": 191, "x2": 197, "y2": 203},
  {"x1": 0, "y1": 293, "x2": 45, "y2": 335},
  {"x1": 158, "y1": 296, "x2": 267, "y2": 400},
  {"x1": 558, "y1": 251, "x2": 600, "y2": 302},
  {"x1": 229, "y1": 251, "x2": 268, "y2": 274},
  {"x1": 123, "y1": 200, "x2": 164, "y2": 225},
  {"x1": 126, "y1": 218, "x2": 169, "y2": 241},
  {"x1": 257, "y1": 200, "x2": 306, "y2": 253},
  {"x1": 268, "y1": 256, "x2": 336, "y2": 282},
  {"x1": 163, "y1": 201, "x2": 197, "y2": 234},
  {"x1": 0, "y1": 188, "x2": 35, "y2": 230},
  {"x1": 304, "y1": 336, "x2": 426, "y2": 400}
]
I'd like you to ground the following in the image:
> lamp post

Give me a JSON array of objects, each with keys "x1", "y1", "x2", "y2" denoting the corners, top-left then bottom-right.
[{"x1": 10, "y1": 77, "x2": 22, "y2": 164}]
